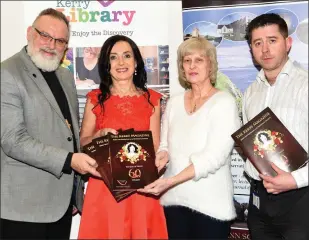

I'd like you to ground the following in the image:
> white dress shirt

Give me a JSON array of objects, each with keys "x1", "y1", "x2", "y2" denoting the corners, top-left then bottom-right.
[{"x1": 243, "y1": 59, "x2": 308, "y2": 188}]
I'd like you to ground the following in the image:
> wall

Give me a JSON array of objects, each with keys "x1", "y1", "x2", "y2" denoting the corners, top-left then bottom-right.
[{"x1": 1, "y1": 1, "x2": 27, "y2": 61}]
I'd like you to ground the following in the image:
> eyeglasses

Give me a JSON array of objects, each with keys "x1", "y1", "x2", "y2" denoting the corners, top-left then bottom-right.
[{"x1": 33, "y1": 27, "x2": 68, "y2": 48}]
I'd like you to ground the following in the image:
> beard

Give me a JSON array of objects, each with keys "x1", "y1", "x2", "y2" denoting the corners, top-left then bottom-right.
[{"x1": 27, "y1": 42, "x2": 63, "y2": 72}]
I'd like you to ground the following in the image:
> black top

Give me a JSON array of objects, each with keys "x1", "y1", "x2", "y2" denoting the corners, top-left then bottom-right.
[
  {"x1": 75, "y1": 57, "x2": 100, "y2": 84},
  {"x1": 39, "y1": 69, "x2": 77, "y2": 174}
]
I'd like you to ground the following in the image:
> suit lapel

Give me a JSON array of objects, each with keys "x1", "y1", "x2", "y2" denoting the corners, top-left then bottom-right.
[
  {"x1": 20, "y1": 48, "x2": 65, "y2": 122},
  {"x1": 19, "y1": 47, "x2": 80, "y2": 148}
]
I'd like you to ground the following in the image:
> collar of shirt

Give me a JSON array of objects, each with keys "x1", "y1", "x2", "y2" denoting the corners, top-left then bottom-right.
[{"x1": 256, "y1": 58, "x2": 293, "y2": 86}]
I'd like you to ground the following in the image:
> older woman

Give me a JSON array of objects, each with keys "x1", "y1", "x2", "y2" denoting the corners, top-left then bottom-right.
[
  {"x1": 78, "y1": 35, "x2": 167, "y2": 239},
  {"x1": 139, "y1": 37, "x2": 240, "y2": 239}
]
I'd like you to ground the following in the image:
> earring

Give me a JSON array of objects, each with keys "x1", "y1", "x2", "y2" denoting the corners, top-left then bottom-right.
[{"x1": 134, "y1": 69, "x2": 137, "y2": 75}]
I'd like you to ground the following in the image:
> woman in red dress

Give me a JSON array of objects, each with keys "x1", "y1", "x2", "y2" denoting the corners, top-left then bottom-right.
[{"x1": 78, "y1": 35, "x2": 168, "y2": 239}]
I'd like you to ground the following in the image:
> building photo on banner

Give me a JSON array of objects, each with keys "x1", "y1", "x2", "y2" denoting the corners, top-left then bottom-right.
[{"x1": 183, "y1": 0, "x2": 308, "y2": 239}]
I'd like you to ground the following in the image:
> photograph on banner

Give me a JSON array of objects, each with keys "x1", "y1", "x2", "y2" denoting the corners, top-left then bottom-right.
[
  {"x1": 182, "y1": 1, "x2": 308, "y2": 199},
  {"x1": 228, "y1": 194, "x2": 250, "y2": 240},
  {"x1": 232, "y1": 195, "x2": 250, "y2": 228},
  {"x1": 75, "y1": 47, "x2": 101, "y2": 88}
]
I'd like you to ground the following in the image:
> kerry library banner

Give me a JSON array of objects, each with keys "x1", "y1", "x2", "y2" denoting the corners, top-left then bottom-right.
[{"x1": 23, "y1": 0, "x2": 172, "y2": 125}]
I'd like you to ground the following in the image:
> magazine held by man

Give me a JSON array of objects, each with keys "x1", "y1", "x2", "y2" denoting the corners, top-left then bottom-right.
[
  {"x1": 232, "y1": 107, "x2": 308, "y2": 177},
  {"x1": 83, "y1": 129, "x2": 159, "y2": 202}
]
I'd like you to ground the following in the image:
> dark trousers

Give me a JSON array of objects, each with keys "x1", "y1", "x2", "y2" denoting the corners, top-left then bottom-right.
[
  {"x1": 164, "y1": 205, "x2": 230, "y2": 239},
  {"x1": 0, "y1": 204, "x2": 73, "y2": 239},
  {"x1": 247, "y1": 180, "x2": 309, "y2": 240}
]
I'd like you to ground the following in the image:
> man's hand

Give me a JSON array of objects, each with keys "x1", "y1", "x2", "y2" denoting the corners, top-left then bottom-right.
[
  {"x1": 71, "y1": 153, "x2": 101, "y2": 178},
  {"x1": 155, "y1": 151, "x2": 169, "y2": 172},
  {"x1": 259, "y1": 162, "x2": 297, "y2": 194}
]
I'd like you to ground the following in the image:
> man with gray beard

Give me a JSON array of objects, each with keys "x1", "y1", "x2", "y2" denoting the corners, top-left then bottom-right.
[{"x1": 1, "y1": 8, "x2": 101, "y2": 239}]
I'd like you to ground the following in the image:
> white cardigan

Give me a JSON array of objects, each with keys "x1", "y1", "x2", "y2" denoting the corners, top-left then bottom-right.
[{"x1": 158, "y1": 91, "x2": 240, "y2": 221}]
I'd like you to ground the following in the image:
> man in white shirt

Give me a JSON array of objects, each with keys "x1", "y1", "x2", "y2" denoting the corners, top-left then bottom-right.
[{"x1": 243, "y1": 13, "x2": 308, "y2": 240}]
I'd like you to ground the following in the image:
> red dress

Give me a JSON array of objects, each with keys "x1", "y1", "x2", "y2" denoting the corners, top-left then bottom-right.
[{"x1": 78, "y1": 89, "x2": 168, "y2": 239}]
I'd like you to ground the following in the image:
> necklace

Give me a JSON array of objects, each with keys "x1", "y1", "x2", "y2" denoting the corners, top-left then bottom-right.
[{"x1": 190, "y1": 87, "x2": 213, "y2": 114}]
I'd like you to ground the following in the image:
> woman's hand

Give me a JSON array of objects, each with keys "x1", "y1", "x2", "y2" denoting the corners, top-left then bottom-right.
[
  {"x1": 94, "y1": 128, "x2": 118, "y2": 139},
  {"x1": 155, "y1": 150, "x2": 169, "y2": 172},
  {"x1": 84, "y1": 79, "x2": 96, "y2": 85},
  {"x1": 137, "y1": 177, "x2": 174, "y2": 196},
  {"x1": 75, "y1": 79, "x2": 95, "y2": 86},
  {"x1": 139, "y1": 164, "x2": 196, "y2": 196}
]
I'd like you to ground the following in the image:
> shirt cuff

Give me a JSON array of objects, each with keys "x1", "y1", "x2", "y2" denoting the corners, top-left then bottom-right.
[
  {"x1": 62, "y1": 152, "x2": 73, "y2": 174},
  {"x1": 291, "y1": 165, "x2": 308, "y2": 189}
]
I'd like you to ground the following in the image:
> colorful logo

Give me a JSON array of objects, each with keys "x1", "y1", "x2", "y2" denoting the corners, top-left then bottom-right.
[{"x1": 97, "y1": 0, "x2": 115, "y2": 7}]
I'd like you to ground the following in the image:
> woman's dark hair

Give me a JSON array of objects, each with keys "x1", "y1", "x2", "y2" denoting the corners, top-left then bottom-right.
[
  {"x1": 97, "y1": 35, "x2": 152, "y2": 110},
  {"x1": 127, "y1": 144, "x2": 138, "y2": 153},
  {"x1": 258, "y1": 132, "x2": 271, "y2": 143}
]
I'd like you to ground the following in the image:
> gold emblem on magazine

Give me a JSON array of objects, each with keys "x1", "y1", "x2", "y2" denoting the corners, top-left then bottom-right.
[
  {"x1": 129, "y1": 169, "x2": 142, "y2": 179},
  {"x1": 116, "y1": 142, "x2": 150, "y2": 164},
  {"x1": 253, "y1": 130, "x2": 283, "y2": 158}
]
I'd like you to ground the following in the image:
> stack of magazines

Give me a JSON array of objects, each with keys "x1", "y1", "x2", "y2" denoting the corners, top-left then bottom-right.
[{"x1": 83, "y1": 129, "x2": 159, "y2": 202}]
